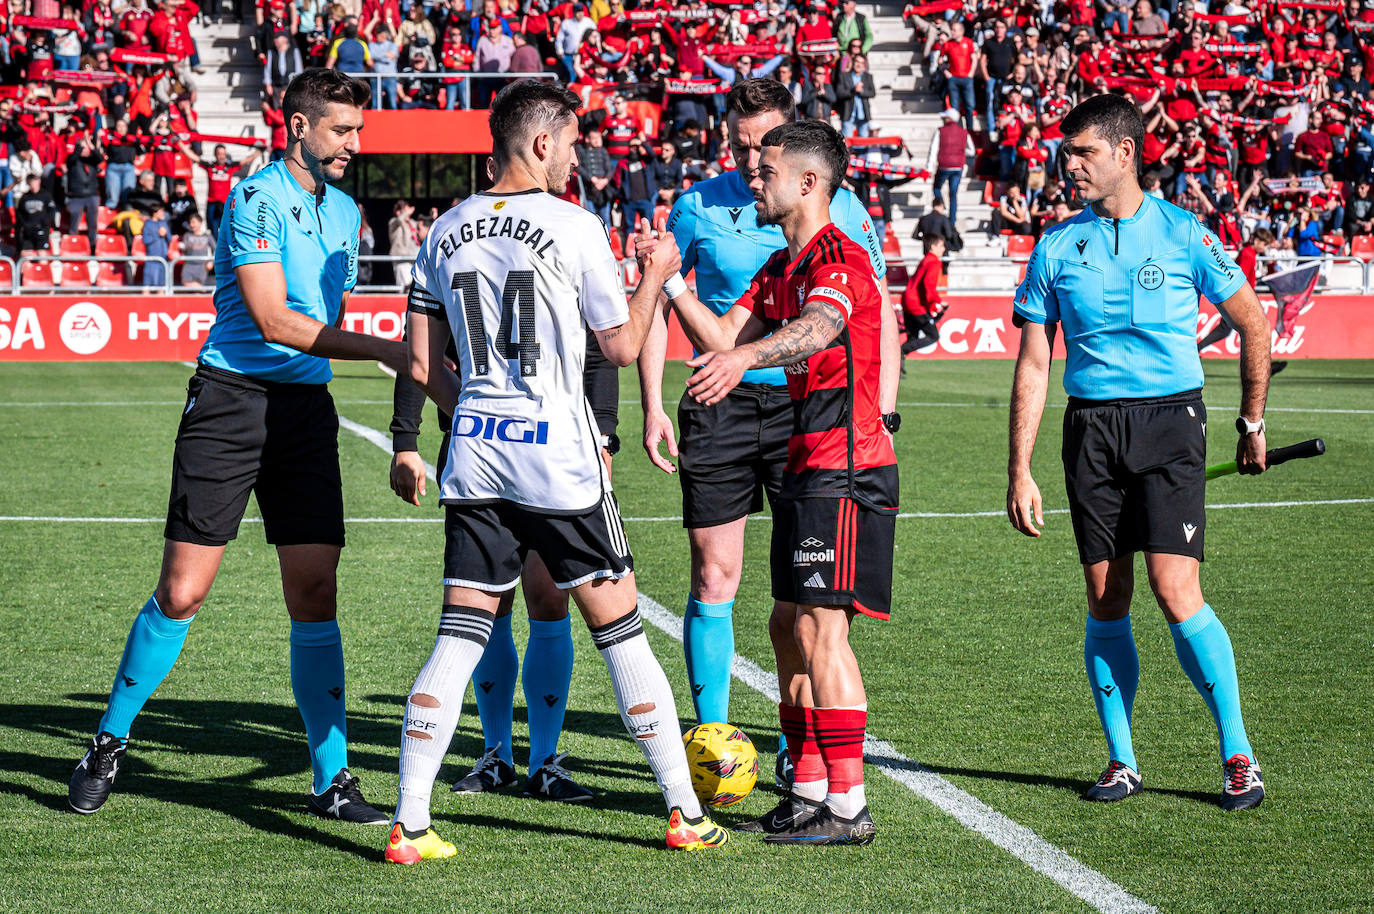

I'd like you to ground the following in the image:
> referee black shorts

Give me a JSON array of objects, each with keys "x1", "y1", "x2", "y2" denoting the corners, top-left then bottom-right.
[
  {"x1": 1062, "y1": 389, "x2": 1207, "y2": 565},
  {"x1": 677, "y1": 382, "x2": 791, "y2": 529},
  {"x1": 164, "y1": 365, "x2": 345, "y2": 548}
]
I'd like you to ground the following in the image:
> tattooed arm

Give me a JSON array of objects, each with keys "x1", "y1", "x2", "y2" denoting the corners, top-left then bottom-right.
[{"x1": 684, "y1": 301, "x2": 847, "y2": 406}]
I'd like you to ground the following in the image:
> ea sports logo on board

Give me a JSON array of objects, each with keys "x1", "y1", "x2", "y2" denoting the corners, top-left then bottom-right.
[{"x1": 59, "y1": 302, "x2": 112, "y2": 355}]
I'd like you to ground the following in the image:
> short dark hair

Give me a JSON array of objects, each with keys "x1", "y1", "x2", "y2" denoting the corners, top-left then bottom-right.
[
  {"x1": 725, "y1": 77, "x2": 796, "y2": 120},
  {"x1": 760, "y1": 119, "x2": 848, "y2": 197},
  {"x1": 922, "y1": 233, "x2": 945, "y2": 253},
  {"x1": 488, "y1": 79, "x2": 580, "y2": 165},
  {"x1": 1059, "y1": 92, "x2": 1144, "y2": 172},
  {"x1": 282, "y1": 67, "x2": 370, "y2": 124}
]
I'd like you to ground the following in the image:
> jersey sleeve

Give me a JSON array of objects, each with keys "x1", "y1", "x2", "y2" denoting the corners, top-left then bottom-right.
[
  {"x1": 834, "y1": 189, "x2": 887, "y2": 279},
  {"x1": 227, "y1": 184, "x2": 287, "y2": 268},
  {"x1": 664, "y1": 190, "x2": 699, "y2": 277},
  {"x1": 1013, "y1": 237, "x2": 1059, "y2": 325},
  {"x1": 733, "y1": 261, "x2": 773, "y2": 316},
  {"x1": 406, "y1": 234, "x2": 445, "y2": 319},
  {"x1": 1189, "y1": 218, "x2": 1246, "y2": 304},
  {"x1": 804, "y1": 259, "x2": 862, "y2": 324},
  {"x1": 579, "y1": 215, "x2": 631, "y2": 330}
]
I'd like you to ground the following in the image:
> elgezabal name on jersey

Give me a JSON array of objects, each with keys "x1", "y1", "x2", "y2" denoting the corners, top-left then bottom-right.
[{"x1": 434, "y1": 216, "x2": 558, "y2": 262}]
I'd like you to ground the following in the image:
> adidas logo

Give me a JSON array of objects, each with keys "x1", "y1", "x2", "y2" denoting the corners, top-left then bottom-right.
[
  {"x1": 1183, "y1": 522, "x2": 1198, "y2": 543},
  {"x1": 543, "y1": 694, "x2": 559, "y2": 707},
  {"x1": 802, "y1": 572, "x2": 825, "y2": 589}
]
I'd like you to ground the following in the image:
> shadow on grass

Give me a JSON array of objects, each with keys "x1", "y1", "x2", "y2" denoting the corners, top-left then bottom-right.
[
  {"x1": 0, "y1": 693, "x2": 694, "y2": 851},
  {"x1": 917, "y1": 760, "x2": 1218, "y2": 807}
]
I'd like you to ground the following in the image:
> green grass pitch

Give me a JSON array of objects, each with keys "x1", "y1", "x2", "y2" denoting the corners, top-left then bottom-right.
[{"x1": 0, "y1": 358, "x2": 1369, "y2": 913}]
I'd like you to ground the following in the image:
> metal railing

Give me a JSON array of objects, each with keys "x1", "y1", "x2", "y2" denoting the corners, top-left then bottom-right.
[
  {"x1": 6, "y1": 255, "x2": 219, "y2": 294},
  {"x1": 342, "y1": 70, "x2": 558, "y2": 110},
  {"x1": 8, "y1": 251, "x2": 1373, "y2": 295},
  {"x1": 892, "y1": 254, "x2": 1374, "y2": 295}
]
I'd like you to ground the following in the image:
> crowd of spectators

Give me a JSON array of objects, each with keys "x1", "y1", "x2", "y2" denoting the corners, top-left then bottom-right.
[
  {"x1": 0, "y1": 0, "x2": 274, "y2": 284},
  {"x1": 910, "y1": 0, "x2": 1374, "y2": 257}
]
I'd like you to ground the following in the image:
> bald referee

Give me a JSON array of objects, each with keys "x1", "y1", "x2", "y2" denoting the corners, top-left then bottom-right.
[{"x1": 1007, "y1": 94, "x2": 1269, "y2": 811}]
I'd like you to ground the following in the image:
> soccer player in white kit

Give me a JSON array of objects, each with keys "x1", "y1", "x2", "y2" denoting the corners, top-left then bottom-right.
[{"x1": 384, "y1": 80, "x2": 728, "y2": 864}]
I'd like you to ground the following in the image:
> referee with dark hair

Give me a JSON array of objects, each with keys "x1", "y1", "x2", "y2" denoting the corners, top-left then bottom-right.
[
  {"x1": 69, "y1": 69, "x2": 402, "y2": 822},
  {"x1": 1007, "y1": 93, "x2": 1270, "y2": 811}
]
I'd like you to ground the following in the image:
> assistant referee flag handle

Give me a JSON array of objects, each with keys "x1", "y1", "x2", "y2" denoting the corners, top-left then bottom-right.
[{"x1": 1207, "y1": 438, "x2": 1326, "y2": 481}]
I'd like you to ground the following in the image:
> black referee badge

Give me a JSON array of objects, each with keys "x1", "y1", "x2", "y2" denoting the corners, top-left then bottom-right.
[{"x1": 1137, "y1": 263, "x2": 1164, "y2": 291}]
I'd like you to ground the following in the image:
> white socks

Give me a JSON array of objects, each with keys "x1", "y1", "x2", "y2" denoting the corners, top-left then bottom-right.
[
  {"x1": 591, "y1": 609, "x2": 703, "y2": 819},
  {"x1": 395, "y1": 606, "x2": 495, "y2": 831}
]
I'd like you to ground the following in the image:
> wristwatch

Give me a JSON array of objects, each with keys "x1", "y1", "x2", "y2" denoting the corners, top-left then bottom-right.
[
  {"x1": 599, "y1": 433, "x2": 621, "y2": 456},
  {"x1": 881, "y1": 412, "x2": 902, "y2": 434},
  {"x1": 1235, "y1": 416, "x2": 1265, "y2": 436}
]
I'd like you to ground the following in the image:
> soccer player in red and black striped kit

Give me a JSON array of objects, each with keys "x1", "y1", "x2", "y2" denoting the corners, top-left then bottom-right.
[{"x1": 640, "y1": 120, "x2": 897, "y2": 845}]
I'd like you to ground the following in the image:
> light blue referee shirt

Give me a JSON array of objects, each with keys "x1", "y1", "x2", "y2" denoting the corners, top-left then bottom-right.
[
  {"x1": 666, "y1": 169, "x2": 886, "y2": 386},
  {"x1": 199, "y1": 160, "x2": 361, "y2": 385},
  {"x1": 1013, "y1": 193, "x2": 1246, "y2": 400}
]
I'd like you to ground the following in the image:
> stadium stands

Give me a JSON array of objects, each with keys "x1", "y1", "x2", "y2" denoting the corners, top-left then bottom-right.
[{"x1": 4, "y1": 0, "x2": 1374, "y2": 293}]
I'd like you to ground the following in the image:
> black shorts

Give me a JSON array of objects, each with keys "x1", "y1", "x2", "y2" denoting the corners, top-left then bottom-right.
[
  {"x1": 770, "y1": 496, "x2": 896, "y2": 620},
  {"x1": 677, "y1": 383, "x2": 791, "y2": 528},
  {"x1": 442, "y1": 493, "x2": 633, "y2": 591},
  {"x1": 1062, "y1": 389, "x2": 1207, "y2": 565},
  {"x1": 164, "y1": 365, "x2": 345, "y2": 548}
]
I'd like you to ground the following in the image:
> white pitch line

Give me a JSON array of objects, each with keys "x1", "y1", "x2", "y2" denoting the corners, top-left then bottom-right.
[
  {"x1": 4, "y1": 498, "x2": 1370, "y2": 527},
  {"x1": 0, "y1": 399, "x2": 399, "y2": 407},
  {"x1": 618, "y1": 399, "x2": 1374, "y2": 416},
  {"x1": 634, "y1": 594, "x2": 1157, "y2": 914}
]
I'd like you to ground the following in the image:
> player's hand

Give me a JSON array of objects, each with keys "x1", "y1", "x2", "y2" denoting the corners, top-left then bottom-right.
[
  {"x1": 1006, "y1": 473, "x2": 1044, "y2": 537},
  {"x1": 1237, "y1": 428, "x2": 1267, "y2": 475},
  {"x1": 642, "y1": 408, "x2": 678, "y2": 473},
  {"x1": 390, "y1": 450, "x2": 428, "y2": 505},
  {"x1": 631, "y1": 215, "x2": 659, "y2": 269},
  {"x1": 685, "y1": 349, "x2": 748, "y2": 406}
]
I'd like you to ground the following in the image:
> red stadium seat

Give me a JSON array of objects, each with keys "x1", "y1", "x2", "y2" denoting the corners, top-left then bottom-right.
[
  {"x1": 96, "y1": 235, "x2": 128, "y2": 256},
  {"x1": 61, "y1": 235, "x2": 92, "y2": 256},
  {"x1": 1351, "y1": 234, "x2": 1374, "y2": 262},
  {"x1": 59, "y1": 261, "x2": 94, "y2": 286},
  {"x1": 0, "y1": 259, "x2": 12, "y2": 290},
  {"x1": 97, "y1": 207, "x2": 117, "y2": 232},
  {"x1": 882, "y1": 223, "x2": 902, "y2": 259},
  {"x1": 982, "y1": 180, "x2": 1008, "y2": 206},
  {"x1": 1322, "y1": 233, "x2": 1345, "y2": 255},
  {"x1": 166, "y1": 237, "x2": 181, "y2": 261},
  {"x1": 95, "y1": 261, "x2": 128, "y2": 287},
  {"x1": 131, "y1": 237, "x2": 148, "y2": 257},
  {"x1": 1006, "y1": 235, "x2": 1035, "y2": 258},
  {"x1": 608, "y1": 230, "x2": 625, "y2": 260},
  {"x1": 20, "y1": 261, "x2": 57, "y2": 288}
]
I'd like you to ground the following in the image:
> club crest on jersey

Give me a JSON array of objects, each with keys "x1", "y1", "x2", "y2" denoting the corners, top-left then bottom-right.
[{"x1": 452, "y1": 414, "x2": 550, "y2": 445}]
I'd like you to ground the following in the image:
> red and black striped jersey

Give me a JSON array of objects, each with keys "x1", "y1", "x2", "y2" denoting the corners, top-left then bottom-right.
[{"x1": 736, "y1": 223, "x2": 898, "y2": 510}]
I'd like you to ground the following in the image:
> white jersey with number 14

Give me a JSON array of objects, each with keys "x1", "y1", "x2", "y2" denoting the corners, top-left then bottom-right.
[{"x1": 408, "y1": 190, "x2": 628, "y2": 512}]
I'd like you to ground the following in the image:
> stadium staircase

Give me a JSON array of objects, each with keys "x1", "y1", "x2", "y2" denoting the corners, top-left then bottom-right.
[
  {"x1": 863, "y1": 1, "x2": 1014, "y2": 288},
  {"x1": 187, "y1": 18, "x2": 269, "y2": 203}
]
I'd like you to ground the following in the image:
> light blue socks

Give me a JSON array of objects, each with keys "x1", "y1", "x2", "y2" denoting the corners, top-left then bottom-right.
[
  {"x1": 1084, "y1": 614, "x2": 1140, "y2": 772},
  {"x1": 683, "y1": 595, "x2": 734, "y2": 724},
  {"x1": 290, "y1": 619, "x2": 350, "y2": 794},
  {"x1": 99, "y1": 595, "x2": 193, "y2": 739},
  {"x1": 523, "y1": 615, "x2": 574, "y2": 772},
  {"x1": 1170, "y1": 604, "x2": 1254, "y2": 762},
  {"x1": 472, "y1": 612, "x2": 518, "y2": 765}
]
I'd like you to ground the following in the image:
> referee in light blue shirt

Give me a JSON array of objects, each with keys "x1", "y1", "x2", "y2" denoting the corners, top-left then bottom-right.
[
  {"x1": 1006, "y1": 94, "x2": 1272, "y2": 812},
  {"x1": 68, "y1": 69, "x2": 404, "y2": 824}
]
